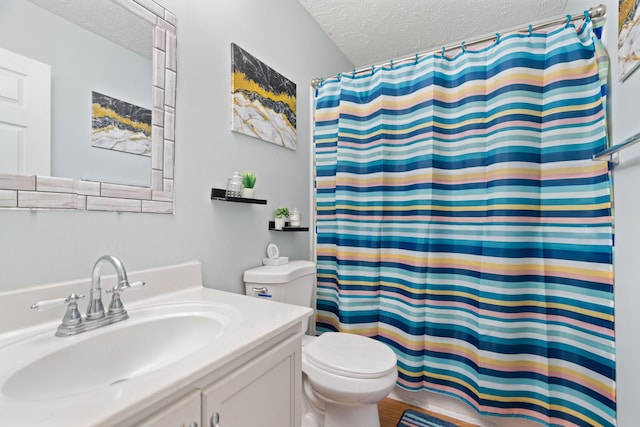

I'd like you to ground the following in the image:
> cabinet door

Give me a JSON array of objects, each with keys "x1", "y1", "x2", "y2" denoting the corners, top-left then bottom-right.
[
  {"x1": 136, "y1": 390, "x2": 201, "y2": 427},
  {"x1": 203, "y1": 336, "x2": 301, "y2": 427}
]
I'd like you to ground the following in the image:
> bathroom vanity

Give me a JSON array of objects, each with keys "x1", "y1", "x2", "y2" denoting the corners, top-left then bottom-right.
[
  {"x1": 0, "y1": 261, "x2": 312, "y2": 426},
  {"x1": 135, "y1": 331, "x2": 301, "y2": 427}
]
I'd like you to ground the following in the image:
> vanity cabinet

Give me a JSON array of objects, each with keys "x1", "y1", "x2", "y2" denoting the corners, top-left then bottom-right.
[
  {"x1": 202, "y1": 334, "x2": 301, "y2": 427},
  {"x1": 0, "y1": 263, "x2": 312, "y2": 426},
  {"x1": 136, "y1": 390, "x2": 201, "y2": 427},
  {"x1": 132, "y1": 331, "x2": 302, "y2": 427}
]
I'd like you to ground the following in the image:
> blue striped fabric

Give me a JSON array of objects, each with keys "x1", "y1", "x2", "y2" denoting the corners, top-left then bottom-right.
[
  {"x1": 397, "y1": 409, "x2": 459, "y2": 427},
  {"x1": 314, "y1": 18, "x2": 614, "y2": 427}
]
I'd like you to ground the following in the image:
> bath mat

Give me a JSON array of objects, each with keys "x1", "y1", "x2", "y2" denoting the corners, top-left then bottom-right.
[{"x1": 397, "y1": 409, "x2": 459, "y2": 427}]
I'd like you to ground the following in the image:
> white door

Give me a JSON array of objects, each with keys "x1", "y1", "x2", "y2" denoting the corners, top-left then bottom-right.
[{"x1": 0, "y1": 46, "x2": 51, "y2": 175}]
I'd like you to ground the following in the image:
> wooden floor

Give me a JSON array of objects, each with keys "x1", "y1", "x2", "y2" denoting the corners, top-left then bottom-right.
[{"x1": 378, "y1": 397, "x2": 478, "y2": 427}]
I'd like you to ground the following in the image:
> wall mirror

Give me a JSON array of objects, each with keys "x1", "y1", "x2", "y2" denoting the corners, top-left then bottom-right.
[{"x1": 0, "y1": 0, "x2": 176, "y2": 213}]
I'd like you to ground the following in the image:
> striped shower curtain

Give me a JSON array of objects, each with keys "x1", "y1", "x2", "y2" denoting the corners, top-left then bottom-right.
[{"x1": 314, "y1": 18, "x2": 614, "y2": 427}]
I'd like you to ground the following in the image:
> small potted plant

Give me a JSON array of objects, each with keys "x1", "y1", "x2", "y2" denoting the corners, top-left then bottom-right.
[
  {"x1": 274, "y1": 206, "x2": 289, "y2": 230},
  {"x1": 241, "y1": 172, "x2": 257, "y2": 198}
]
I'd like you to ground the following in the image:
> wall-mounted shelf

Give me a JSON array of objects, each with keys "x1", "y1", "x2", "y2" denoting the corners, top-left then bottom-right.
[
  {"x1": 211, "y1": 188, "x2": 267, "y2": 205},
  {"x1": 268, "y1": 221, "x2": 309, "y2": 232}
]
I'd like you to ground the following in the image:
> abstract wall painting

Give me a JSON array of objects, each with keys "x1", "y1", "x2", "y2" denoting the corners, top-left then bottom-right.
[
  {"x1": 619, "y1": 0, "x2": 640, "y2": 81},
  {"x1": 91, "y1": 91, "x2": 152, "y2": 156},
  {"x1": 231, "y1": 43, "x2": 297, "y2": 150}
]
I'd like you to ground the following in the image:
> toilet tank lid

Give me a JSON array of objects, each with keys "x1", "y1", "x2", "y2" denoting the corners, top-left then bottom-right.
[{"x1": 243, "y1": 260, "x2": 316, "y2": 283}]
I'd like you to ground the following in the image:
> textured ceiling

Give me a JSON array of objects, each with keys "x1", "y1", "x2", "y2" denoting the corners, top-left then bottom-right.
[
  {"x1": 299, "y1": 0, "x2": 569, "y2": 67},
  {"x1": 26, "y1": 0, "x2": 152, "y2": 59}
]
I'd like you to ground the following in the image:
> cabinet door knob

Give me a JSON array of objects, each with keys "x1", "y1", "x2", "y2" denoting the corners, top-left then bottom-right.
[{"x1": 210, "y1": 412, "x2": 220, "y2": 427}]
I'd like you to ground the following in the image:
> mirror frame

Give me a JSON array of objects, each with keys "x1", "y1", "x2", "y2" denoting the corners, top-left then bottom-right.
[{"x1": 0, "y1": 0, "x2": 176, "y2": 214}]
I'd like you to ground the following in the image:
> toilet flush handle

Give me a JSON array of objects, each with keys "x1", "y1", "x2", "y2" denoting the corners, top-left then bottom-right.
[{"x1": 252, "y1": 287, "x2": 269, "y2": 295}]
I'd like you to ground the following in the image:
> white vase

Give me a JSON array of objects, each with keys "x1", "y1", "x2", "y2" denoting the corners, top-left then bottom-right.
[
  {"x1": 241, "y1": 188, "x2": 255, "y2": 198},
  {"x1": 274, "y1": 217, "x2": 286, "y2": 230}
]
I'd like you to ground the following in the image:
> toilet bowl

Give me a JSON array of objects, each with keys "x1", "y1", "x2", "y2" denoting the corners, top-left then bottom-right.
[
  {"x1": 243, "y1": 261, "x2": 398, "y2": 427},
  {"x1": 301, "y1": 333, "x2": 397, "y2": 427}
]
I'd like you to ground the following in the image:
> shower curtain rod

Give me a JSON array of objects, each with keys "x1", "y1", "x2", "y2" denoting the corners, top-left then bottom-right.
[{"x1": 310, "y1": 4, "x2": 606, "y2": 88}]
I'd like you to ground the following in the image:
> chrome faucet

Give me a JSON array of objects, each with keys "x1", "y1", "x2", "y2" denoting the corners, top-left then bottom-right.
[
  {"x1": 31, "y1": 255, "x2": 145, "y2": 336},
  {"x1": 88, "y1": 255, "x2": 130, "y2": 320}
]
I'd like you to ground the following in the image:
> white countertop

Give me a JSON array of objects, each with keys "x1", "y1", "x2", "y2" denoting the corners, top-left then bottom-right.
[{"x1": 0, "y1": 262, "x2": 312, "y2": 426}]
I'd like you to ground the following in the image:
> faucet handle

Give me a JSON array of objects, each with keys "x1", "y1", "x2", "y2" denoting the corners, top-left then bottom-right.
[
  {"x1": 106, "y1": 280, "x2": 145, "y2": 294},
  {"x1": 105, "y1": 281, "x2": 145, "y2": 319},
  {"x1": 31, "y1": 293, "x2": 85, "y2": 311},
  {"x1": 32, "y1": 293, "x2": 86, "y2": 336}
]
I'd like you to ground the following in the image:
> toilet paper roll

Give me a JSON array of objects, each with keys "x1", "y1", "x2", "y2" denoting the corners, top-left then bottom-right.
[{"x1": 266, "y1": 243, "x2": 279, "y2": 259}]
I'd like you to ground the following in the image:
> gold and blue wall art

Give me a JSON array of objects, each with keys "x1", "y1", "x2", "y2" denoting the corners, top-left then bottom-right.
[
  {"x1": 619, "y1": 0, "x2": 640, "y2": 80},
  {"x1": 91, "y1": 91, "x2": 152, "y2": 156},
  {"x1": 231, "y1": 43, "x2": 297, "y2": 150}
]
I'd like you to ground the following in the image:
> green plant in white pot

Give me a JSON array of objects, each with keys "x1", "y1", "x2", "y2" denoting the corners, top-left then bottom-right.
[
  {"x1": 274, "y1": 206, "x2": 289, "y2": 230},
  {"x1": 241, "y1": 172, "x2": 256, "y2": 198}
]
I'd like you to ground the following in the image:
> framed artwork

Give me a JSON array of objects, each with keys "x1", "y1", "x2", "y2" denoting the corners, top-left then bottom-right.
[
  {"x1": 231, "y1": 43, "x2": 297, "y2": 150},
  {"x1": 91, "y1": 91, "x2": 152, "y2": 156},
  {"x1": 619, "y1": 0, "x2": 640, "y2": 81}
]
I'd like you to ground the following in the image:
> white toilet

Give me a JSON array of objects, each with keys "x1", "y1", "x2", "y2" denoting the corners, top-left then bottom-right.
[{"x1": 244, "y1": 260, "x2": 398, "y2": 427}]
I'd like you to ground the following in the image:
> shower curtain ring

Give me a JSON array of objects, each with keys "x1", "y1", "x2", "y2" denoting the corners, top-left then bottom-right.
[
  {"x1": 441, "y1": 47, "x2": 445, "y2": 57},
  {"x1": 415, "y1": 53, "x2": 419, "y2": 63},
  {"x1": 565, "y1": 14, "x2": 572, "y2": 27},
  {"x1": 461, "y1": 41, "x2": 466, "y2": 52},
  {"x1": 529, "y1": 24, "x2": 533, "y2": 36},
  {"x1": 390, "y1": 59, "x2": 394, "y2": 69},
  {"x1": 495, "y1": 33, "x2": 501, "y2": 44},
  {"x1": 584, "y1": 10, "x2": 591, "y2": 21}
]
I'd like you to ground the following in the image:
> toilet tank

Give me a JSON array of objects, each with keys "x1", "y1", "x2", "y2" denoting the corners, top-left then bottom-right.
[{"x1": 243, "y1": 260, "x2": 316, "y2": 308}]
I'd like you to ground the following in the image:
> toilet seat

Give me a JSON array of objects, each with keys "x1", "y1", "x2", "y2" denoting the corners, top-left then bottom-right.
[{"x1": 304, "y1": 332, "x2": 396, "y2": 379}]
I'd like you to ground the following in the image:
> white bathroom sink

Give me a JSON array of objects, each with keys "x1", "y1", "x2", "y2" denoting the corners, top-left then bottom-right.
[{"x1": 0, "y1": 302, "x2": 241, "y2": 401}]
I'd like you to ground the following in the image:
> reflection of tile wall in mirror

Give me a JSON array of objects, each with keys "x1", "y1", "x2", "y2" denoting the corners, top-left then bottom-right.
[
  {"x1": 1, "y1": 0, "x2": 152, "y2": 187},
  {"x1": 91, "y1": 91, "x2": 152, "y2": 157},
  {"x1": 0, "y1": 0, "x2": 177, "y2": 213}
]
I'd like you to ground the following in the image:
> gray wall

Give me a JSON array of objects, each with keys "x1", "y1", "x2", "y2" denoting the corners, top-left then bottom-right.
[
  {"x1": 0, "y1": 0, "x2": 352, "y2": 293},
  {"x1": 0, "y1": 0, "x2": 152, "y2": 186}
]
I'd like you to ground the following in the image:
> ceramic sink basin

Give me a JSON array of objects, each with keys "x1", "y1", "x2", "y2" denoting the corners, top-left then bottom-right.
[{"x1": 0, "y1": 302, "x2": 241, "y2": 401}]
